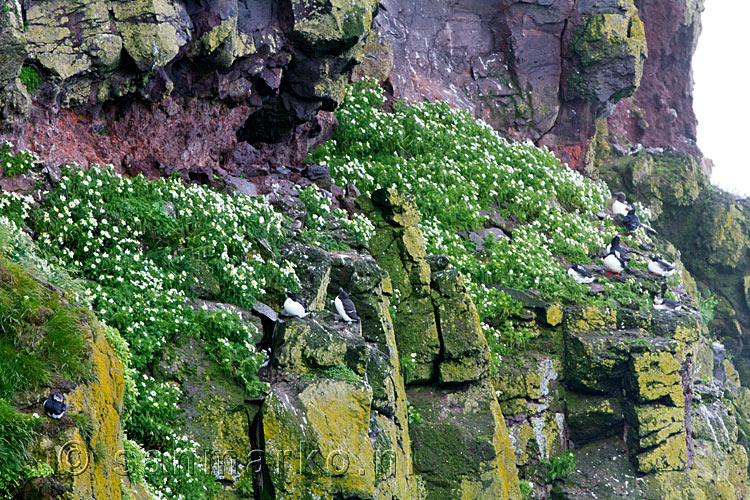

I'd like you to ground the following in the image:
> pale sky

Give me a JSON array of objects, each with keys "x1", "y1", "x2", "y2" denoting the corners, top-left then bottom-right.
[{"x1": 693, "y1": 1, "x2": 750, "y2": 196}]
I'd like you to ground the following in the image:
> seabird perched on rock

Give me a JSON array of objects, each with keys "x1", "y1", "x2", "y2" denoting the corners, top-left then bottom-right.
[
  {"x1": 283, "y1": 291, "x2": 309, "y2": 318},
  {"x1": 611, "y1": 192, "x2": 630, "y2": 217},
  {"x1": 568, "y1": 264, "x2": 595, "y2": 284},
  {"x1": 653, "y1": 297, "x2": 682, "y2": 311},
  {"x1": 648, "y1": 256, "x2": 676, "y2": 277},
  {"x1": 335, "y1": 288, "x2": 359, "y2": 323},
  {"x1": 605, "y1": 235, "x2": 630, "y2": 262},
  {"x1": 623, "y1": 207, "x2": 640, "y2": 232},
  {"x1": 602, "y1": 250, "x2": 626, "y2": 275},
  {"x1": 44, "y1": 392, "x2": 66, "y2": 419}
]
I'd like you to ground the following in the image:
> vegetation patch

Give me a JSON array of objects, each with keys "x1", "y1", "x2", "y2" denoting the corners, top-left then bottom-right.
[
  {"x1": 18, "y1": 65, "x2": 41, "y2": 93},
  {"x1": 314, "y1": 79, "x2": 664, "y2": 359},
  {"x1": 0, "y1": 159, "x2": 372, "y2": 499},
  {"x1": 0, "y1": 142, "x2": 38, "y2": 178}
]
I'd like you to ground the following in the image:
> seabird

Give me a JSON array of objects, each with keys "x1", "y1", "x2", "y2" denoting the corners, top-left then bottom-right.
[
  {"x1": 653, "y1": 297, "x2": 682, "y2": 311},
  {"x1": 568, "y1": 264, "x2": 595, "y2": 284},
  {"x1": 648, "y1": 256, "x2": 676, "y2": 277},
  {"x1": 623, "y1": 208, "x2": 640, "y2": 232},
  {"x1": 283, "y1": 291, "x2": 308, "y2": 318},
  {"x1": 611, "y1": 192, "x2": 630, "y2": 217},
  {"x1": 334, "y1": 288, "x2": 359, "y2": 322},
  {"x1": 602, "y1": 251, "x2": 626, "y2": 275},
  {"x1": 605, "y1": 235, "x2": 630, "y2": 262},
  {"x1": 44, "y1": 392, "x2": 67, "y2": 419}
]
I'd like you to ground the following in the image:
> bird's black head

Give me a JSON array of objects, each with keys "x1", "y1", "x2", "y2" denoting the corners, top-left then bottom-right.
[
  {"x1": 614, "y1": 192, "x2": 626, "y2": 202},
  {"x1": 611, "y1": 235, "x2": 621, "y2": 246},
  {"x1": 51, "y1": 392, "x2": 65, "y2": 403},
  {"x1": 286, "y1": 291, "x2": 298, "y2": 300},
  {"x1": 652, "y1": 255, "x2": 660, "y2": 261},
  {"x1": 627, "y1": 207, "x2": 636, "y2": 215},
  {"x1": 338, "y1": 287, "x2": 349, "y2": 299}
]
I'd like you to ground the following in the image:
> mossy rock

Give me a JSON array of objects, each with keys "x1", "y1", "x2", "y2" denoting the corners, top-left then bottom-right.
[
  {"x1": 281, "y1": 240, "x2": 332, "y2": 311},
  {"x1": 361, "y1": 190, "x2": 441, "y2": 383},
  {"x1": 492, "y1": 357, "x2": 561, "y2": 416},
  {"x1": 630, "y1": 432, "x2": 688, "y2": 474},
  {"x1": 184, "y1": 257, "x2": 221, "y2": 300},
  {"x1": 112, "y1": 0, "x2": 193, "y2": 72},
  {"x1": 507, "y1": 412, "x2": 566, "y2": 467},
  {"x1": 261, "y1": 380, "x2": 376, "y2": 499},
  {"x1": 0, "y1": 0, "x2": 26, "y2": 87},
  {"x1": 431, "y1": 266, "x2": 491, "y2": 383},
  {"x1": 566, "y1": 391, "x2": 624, "y2": 444},
  {"x1": 25, "y1": 0, "x2": 123, "y2": 80},
  {"x1": 627, "y1": 350, "x2": 683, "y2": 407},
  {"x1": 626, "y1": 404, "x2": 684, "y2": 451},
  {"x1": 568, "y1": 1, "x2": 647, "y2": 107},
  {"x1": 691, "y1": 401, "x2": 738, "y2": 448},
  {"x1": 289, "y1": 0, "x2": 378, "y2": 56},
  {"x1": 564, "y1": 327, "x2": 638, "y2": 394},
  {"x1": 351, "y1": 31, "x2": 394, "y2": 83},
  {"x1": 271, "y1": 315, "x2": 367, "y2": 377},
  {"x1": 407, "y1": 382, "x2": 521, "y2": 499},
  {"x1": 152, "y1": 334, "x2": 257, "y2": 496}
]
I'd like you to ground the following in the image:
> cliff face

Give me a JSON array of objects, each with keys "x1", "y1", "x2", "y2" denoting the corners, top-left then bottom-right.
[{"x1": 3, "y1": 0, "x2": 750, "y2": 499}]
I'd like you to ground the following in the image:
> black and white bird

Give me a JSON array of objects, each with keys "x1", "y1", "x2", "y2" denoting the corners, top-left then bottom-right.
[
  {"x1": 602, "y1": 250, "x2": 626, "y2": 275},
  {"x1": 623, "y1": 207, "x2": 640, "y2": 233},
  {"x1": 611, "y1": 192, "x2": 630, "y2": 217},
  {"x1": 568, "y1": 264, "x2": 595, "y2": 284},
  {"x1": 334, "y1": 288, "x2": 359, "y2": 323},
  {"x1": 605, "y1": 235, "x2": 630, "y2": 262},
  {"x1": 648, "y1": 256, "x2": 676, "y2": 277},
  {"x1": 283, "y1": 291, "x2": 309, "y2": 318},
  {"x1": 44, "y1": 392, "x2": 66, "y2": 419},
  {"x1": 653, "y1": 297, "x2": 682, "y2": 311}
]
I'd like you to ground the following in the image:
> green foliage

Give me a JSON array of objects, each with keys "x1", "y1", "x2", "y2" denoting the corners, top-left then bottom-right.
[
  {"x1": 0, "y1": 142, "x2": 38, "y2": 178},
  {"x1": 325, "y1": 365, "x2": 362, "y2": 383},
  {"x1": 519, "y1": 479, "x2": 534, "y2": 499},
  {"x1": 543, "y1": 451, "x2": 576, "y2": 483},
  {"x1": 123, "y1": 438, "x2": 146, "y2": 485},
  {"x1": 127, "y1": 374, "x2": 182, "y2": 449},
  {"x1": 235, "y1": 478, "x2": 254, "y2": 498},
  {"x1": 489, "y1": 322, "x2": 538, "y2": 359},
  {"x1": 19, "y1": 65, "x2": 41, "y2": 93},
  {"x1": 0, "y1": 258, "x2": 91, "y2": 400},
  {"x1": 144, "y1": 436, "x2": 219, "y2": 500},
  {"x1": 69, "y1": 412, "x2": 94, "y2": 443},
  {"x1": 0, "y1": 398, "x2": 40, "y2": 498},
  {"x1": 697, "y1": 288, "x2": 718, "y2": 326},
  {"x1": 407, "y1": 403, "x2": 423, "y2": 426},
  {"x1": 27, "y1": 166, "x2": 298, "y2": 373},
  {"x1": 299, "y1": 184, "x2": 374, "y2": 250},
  {"x1": 315, "y1": 80, "x2": 656, "y2": 358},
  {"x1": 399, "y1": 351, "x2": 416, "y2": 381},
  {"x1": 199, "y1": 309, "x2": 269, "y2": 397}
]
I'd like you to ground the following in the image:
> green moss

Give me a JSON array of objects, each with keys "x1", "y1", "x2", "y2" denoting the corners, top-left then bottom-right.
[
  {"x1": 326, "y1": 364, "x2": 362, "y2": 383},
  {"x1": 0, "y1": 259, "x2": 92, "y2": 399},
  {"x1": 18, "y1": 65, "x2": 41, "y2": 93}
]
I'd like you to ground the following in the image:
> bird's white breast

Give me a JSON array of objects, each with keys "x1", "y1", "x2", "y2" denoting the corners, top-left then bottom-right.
[
  {"x1": 284, "y1": 297, "x2": 307, "y2": 317},
  {"x1": 335, "y1": 296, "x2": 353, "y2": 322},
  {"x1": 603, "y1": 254, "x2": 623, "y2": 273},
  {"x1": 612, "y1": 200, "x2": 629, "y2": 217},
  {"x1": 568, "y1": 268, "x2": 594, "y2": 284}
]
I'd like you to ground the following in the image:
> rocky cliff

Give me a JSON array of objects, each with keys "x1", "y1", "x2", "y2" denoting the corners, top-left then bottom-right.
[{"x1": 1, "y1": 0, "x2": 749, "y2": 499}]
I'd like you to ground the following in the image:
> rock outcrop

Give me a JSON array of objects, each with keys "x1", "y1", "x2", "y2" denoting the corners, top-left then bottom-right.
[{"x1": 0, "y1": 0, "x2": 378, "y2": 179}]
